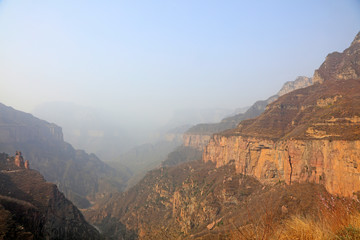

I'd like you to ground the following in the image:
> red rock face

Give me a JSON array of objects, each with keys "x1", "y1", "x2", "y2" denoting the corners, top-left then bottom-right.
[{"x1": 203, "y1": 136, "x2": 360, "y2": 196}]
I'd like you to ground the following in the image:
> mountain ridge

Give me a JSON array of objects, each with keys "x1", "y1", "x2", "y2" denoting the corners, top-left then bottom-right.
[
  {"x1": 0, "y1": 152, "x2": 101, "y2": 239},
  {"x1": 0, "y1": 102, "x2": 128, "y2": 208},
  {"x1": 183, "y1": 76, "x2": 313, "y2": 150}
]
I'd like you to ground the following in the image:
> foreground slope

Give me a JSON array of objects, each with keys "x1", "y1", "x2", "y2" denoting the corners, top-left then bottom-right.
[
  {"x1": 85, "y1": 160, "x2": 357, "y2": 239},
  {"x1": 0, "y1": 152, "x2": 101, "y2": 239}
]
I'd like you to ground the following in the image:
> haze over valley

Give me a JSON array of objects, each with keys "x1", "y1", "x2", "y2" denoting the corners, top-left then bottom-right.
[{"x1": 1, "y1": 1, "x2": 360, "y2": 239}]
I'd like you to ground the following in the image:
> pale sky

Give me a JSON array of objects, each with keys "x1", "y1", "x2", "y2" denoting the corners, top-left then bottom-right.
[{"x1": 1, "y1": 0, "x2": 360, "y2": 127}]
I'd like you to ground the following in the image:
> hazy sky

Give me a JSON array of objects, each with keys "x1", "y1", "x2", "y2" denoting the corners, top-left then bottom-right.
[{"x1": 1, "y1": 0, "x2": 360, "y2": 127}]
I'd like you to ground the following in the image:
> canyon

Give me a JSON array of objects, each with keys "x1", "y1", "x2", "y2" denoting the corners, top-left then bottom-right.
[{"x1": 83, "y1": 32, "x2": 360, "y2": 239}]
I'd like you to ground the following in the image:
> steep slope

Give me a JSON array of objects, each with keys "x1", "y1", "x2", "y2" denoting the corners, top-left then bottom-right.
[
  {"x1": 203, "y1": 32, "x2": 360, "y2": 196},
  {"x1": 85, "y1": 160, "x2": 355, "y2": 239},
  {"x1": 84, "y1": 161, "x2": 263, "y2": 239},
  {"x1": 184, "y1": 76, "x2": 313, "y2": 150},
  {"x1": 0, "y1": 103, "x2": 128, "y2": 208},
  {"x1": 0, "y1": 152, "x2": 101, "y2": 239}
]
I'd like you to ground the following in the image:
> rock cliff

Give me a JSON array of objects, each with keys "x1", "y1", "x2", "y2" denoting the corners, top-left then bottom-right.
[{"x1": 203, "y1": 32, "x2": 360, "y2": 197}]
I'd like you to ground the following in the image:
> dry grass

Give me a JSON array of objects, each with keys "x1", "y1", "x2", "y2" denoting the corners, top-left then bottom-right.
[
  {"x1": 273, "y1": 195, "x2": 360, "y2": 240},
  {"x1": 228, "y1": 213, "x2": 360, "y2": 240},
  {"x1": 274, "y1": 215, "x2": 333, "y2": 240},
  {"x1": 226, "y1": 193, "x2": 360, "y2": 240},
  {"x1": 272, "y1": 212, "x2": 360, "y2": 240}
]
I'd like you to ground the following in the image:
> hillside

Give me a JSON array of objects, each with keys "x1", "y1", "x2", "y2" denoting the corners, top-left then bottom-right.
[
  {"x1": 85, "y1": 160, "x2": 360, "y2": 239},
  {"x1": 0, "y1": 152, "x2": 101, "y2": 239},
  {"x1": 0, "y1": 103, "x2": 129, "y2": 208}
]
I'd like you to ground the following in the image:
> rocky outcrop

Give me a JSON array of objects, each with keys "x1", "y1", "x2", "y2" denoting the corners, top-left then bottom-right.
[
  {"x1": 313, "y1": 31, "x2": 360, "y2": 84},
  {"x1": 0, "y1": 152, "x2": 101, "y2": 239},
  {"x1": 204, "y1": 32, "x2": 360, "y2": 197},
  {"x1": 184, "y1": 76, "x2": 313, "y2": 150},
  {"x1": 14, "y1": 151, "x2": 25, "y2": 168},
  {"x1": 277, "y1": 76, "x2": 313, "y2": 96}
]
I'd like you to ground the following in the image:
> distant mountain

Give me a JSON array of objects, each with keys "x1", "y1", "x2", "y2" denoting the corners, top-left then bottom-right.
[
  {"x1": 184, "y1": 76, "x2": 313, "y2": 150},
  {"x1": 32, "y1": 102, "x2": 136, "y2": 161},
  {"x1": 0, "y1": 103, "x2": 129, "y2": 208},
  {"x1": 0, "y1": 152, "x2": 101, "y2": 239},
  {"x1": 163, "y1": 108, "x2": 233, "y2": 130},
  {"x1": 109, "y1": 139, "x2": 183, "y2": 188},
  {"x1": 161, "y1": 145, "x2": 202, "y2": 168}
]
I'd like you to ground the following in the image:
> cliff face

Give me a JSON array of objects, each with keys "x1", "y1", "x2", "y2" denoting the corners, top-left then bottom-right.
[
  {"x1": 204, "y1": 136, "x2": 360, "y2": 196},
  {"x1": 0, "y1": 103, "x2": 127, "y2": 208},
  {"x1": 0, "y1": 152, "x2": 101, "y2": 239},
  {"x1": 184, "y1": 76, "x2": 313, "y2": 150},
  {"x1": 204, "y1": 32, "x2": 360, "y2": 197}
]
